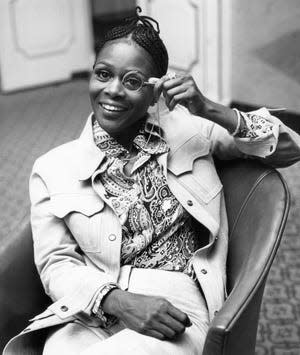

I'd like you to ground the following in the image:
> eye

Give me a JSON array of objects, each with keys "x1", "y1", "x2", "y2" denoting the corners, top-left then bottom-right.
[
  {"x1": 94, "y1": 69, "x2": 112, "y2": 82},
  {"x1": 122, "y1": 74, "x2": 143, "y2": 91}
]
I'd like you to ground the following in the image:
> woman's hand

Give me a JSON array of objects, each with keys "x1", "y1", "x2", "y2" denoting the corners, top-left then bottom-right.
[
  {"x1": 153, "y1": 73, "x2": 208, "y2": 116},
  {"x1": 102, "y1": 289, "x2": 192, "y2": 341},
  {"x1": 152, "y1": 73, "x2": 239, "y2": 133}
]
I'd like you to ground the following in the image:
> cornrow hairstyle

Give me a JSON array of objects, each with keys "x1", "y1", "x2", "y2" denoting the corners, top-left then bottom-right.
[{"x1": 96, "y1": 7, "x2": 168, "y2": 77}]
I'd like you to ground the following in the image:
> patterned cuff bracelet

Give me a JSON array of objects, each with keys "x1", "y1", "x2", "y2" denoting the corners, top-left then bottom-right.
[{"x1": 92, "y1": 283, "x2": 119, "y2": 326}]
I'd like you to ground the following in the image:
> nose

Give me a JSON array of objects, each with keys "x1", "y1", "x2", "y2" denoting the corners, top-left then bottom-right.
[{"x1": 103, "y1": 77, "x2": 125, "y2": 98}]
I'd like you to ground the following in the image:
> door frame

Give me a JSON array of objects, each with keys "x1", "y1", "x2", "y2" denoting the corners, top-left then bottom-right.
[{"x1": 137, "y1": 0, "x2": 232, "y2": 105}]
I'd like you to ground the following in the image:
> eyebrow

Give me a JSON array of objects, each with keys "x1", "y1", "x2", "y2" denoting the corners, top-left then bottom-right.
[{"x1": 94, "y1": 61, "x2": 148, "y2": 77}]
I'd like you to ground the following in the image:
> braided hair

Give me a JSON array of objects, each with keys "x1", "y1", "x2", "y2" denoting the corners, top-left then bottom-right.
[{"x1": 96, "y1": 7, "x2": 168, "y2": 77}]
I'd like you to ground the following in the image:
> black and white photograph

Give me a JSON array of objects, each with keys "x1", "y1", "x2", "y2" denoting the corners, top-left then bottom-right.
[{"x1": 0, "y1": 1, "x2": 300, "y2": 354}]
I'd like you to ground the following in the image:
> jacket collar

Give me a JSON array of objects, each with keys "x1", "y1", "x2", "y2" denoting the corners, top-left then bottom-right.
[
  {"x1": 77, "y1": 112, "x2": 165, "y2": 181},
  {"x1": 77, "y1": 105, "x2": 202, "y2": 181}
]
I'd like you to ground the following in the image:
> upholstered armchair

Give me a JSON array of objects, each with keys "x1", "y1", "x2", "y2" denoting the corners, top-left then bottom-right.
[
  {"x1": 202, "y1": 159, "x2": 290, "y2": 355},
  {"x1": 0, "y1": 159, "x2": 290, "y2": 354}
]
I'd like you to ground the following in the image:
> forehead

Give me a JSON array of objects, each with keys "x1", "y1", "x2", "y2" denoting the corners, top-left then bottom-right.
[{"x1": 95, "y1": 40, "x2": 156, "y2": 75}]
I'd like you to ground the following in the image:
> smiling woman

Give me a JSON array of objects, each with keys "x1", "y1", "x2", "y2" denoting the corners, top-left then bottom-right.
[
  {"x1": 3, "y1": 6, "x2": 300, "y2": 355},
  {"x1": 89, "y1": 41, "x2": 157, "y2": 143}
]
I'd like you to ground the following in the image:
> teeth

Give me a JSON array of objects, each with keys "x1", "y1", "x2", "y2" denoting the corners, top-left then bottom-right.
[{"x1": 102, "y1": 104, "x2": 126, "y2": 112}]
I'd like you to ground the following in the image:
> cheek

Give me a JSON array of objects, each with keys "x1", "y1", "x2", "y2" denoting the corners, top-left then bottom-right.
[
  {"x1": 134, "y1": 92, "x2": 153, "y2": 110},
  {"x1": 89, "y1": 78, "x2": 103, "y2": 100}
]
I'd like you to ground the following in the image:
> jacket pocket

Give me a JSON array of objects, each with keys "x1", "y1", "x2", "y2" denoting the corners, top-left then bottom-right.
[
  {"x1": 168, "y1": 134, "x2": 222, "y2": 204},
  {"x1": 187, "y1": 170, "x2": 223, "y2": 204},
  {"x1": 50, "y1": 193, "x2": 104, "y2": 252},
  {"x1": 168, "y1": 133, "x2": 210, "y2": 176}
]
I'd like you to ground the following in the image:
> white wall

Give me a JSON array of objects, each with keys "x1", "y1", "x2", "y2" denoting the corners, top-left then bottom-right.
[{"x1": 231, "y1": 0, "x2": 300, "y2": 113}]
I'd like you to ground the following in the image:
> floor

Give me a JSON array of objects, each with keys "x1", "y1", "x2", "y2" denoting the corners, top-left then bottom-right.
[
  {"x1": 0, "y1": 79, "x2": 299, "y2": 354},
  {"x1": 0, "y1": 79, "x2": 91, "y2": 245}
]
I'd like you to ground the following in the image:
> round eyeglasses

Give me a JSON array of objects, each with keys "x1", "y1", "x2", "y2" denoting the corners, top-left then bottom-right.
[{"x1": 94, "y1": 69, "x2": 156, "y2": 92}]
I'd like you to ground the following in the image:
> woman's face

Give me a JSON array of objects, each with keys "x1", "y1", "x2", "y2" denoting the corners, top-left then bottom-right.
[{"x1": 89, "y1": 40, "x2": 156, "y2": 137}]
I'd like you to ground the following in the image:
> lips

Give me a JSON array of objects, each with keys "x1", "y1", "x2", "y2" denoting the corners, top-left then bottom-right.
[{"x1": 100, "y1": 102, "x2": 128, "y2": 113}]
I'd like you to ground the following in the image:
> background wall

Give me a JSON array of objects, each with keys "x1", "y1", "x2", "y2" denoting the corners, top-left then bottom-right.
[
  {"x1": 92, "y1": 0, "x2": 135, "y2": 17},
  {"x1": 231, "y1": 0, "x2": 300, "y2": 113}
]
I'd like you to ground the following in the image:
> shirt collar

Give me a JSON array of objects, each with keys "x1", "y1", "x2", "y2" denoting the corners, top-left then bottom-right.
[
  {"x1": 93, "y1": 114, "x2": 168, "y2": 157},
  {"x1": 77, "y1": 112, "x2": 167, "y2": 181}
]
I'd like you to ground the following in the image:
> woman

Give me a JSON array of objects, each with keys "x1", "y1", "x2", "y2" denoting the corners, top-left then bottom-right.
[{"x1": 4, "y1": 7, "x2": 300, "y2": 355}]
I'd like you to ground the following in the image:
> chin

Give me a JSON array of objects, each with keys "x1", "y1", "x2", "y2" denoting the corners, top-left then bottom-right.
[{"x1": 97, "y1": 120, "x2": 122, "y2": 135}]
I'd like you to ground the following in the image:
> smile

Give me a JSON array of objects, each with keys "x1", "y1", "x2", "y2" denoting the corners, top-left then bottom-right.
[{"x1": 101, "y1": 103, "x2": 128, "y2": 112}]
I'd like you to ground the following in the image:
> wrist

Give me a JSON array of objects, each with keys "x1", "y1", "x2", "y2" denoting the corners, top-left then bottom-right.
[
  {"x1": 201, "y1": 99, "x2": 238, "y2": 132},
  {"x1": 102, "y1": 288, "x2": 126, "y2": 317},
  {"x1": 200, "y1": 98, "x2": 215, "y2": 118}
]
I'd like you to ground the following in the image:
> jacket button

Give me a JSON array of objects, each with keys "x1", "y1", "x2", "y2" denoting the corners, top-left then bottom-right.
[
  {"x1": 108, "y1": 234, "x2": 117, "y2": 241},
  {"x1": 214, "y1": 310, "x2": 219, "y2": 316},
  {"x1": 187, "y1": 200, "x2": 193, "y2": 206},
  {"x1": 201, "y1": 269, "x2": 207, "y2": 274},
  {"x1": 60, "y1": 305, "x2": 68, "y2": 312}
]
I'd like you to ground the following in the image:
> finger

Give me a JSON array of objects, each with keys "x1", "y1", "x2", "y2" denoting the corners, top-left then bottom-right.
[
  {"x1": 169, "y1": 91, "x2": 190, "y2": 111},
  {"x1": 166, "y1": 83, "x2": 189, "y2": 98},
  {"x1": 162, "y1": 76, "x2": 185, "y2": 90},
  {"x1": 145, "y1": 329, "x2": 166, "y2": 341},
  {"x1": 159, "y1": 314, "x2": 186, "y2": 335},
  {"x1": 164, "y1": 91, "x2": 171, "y2": 109},
  {"x1": 151, "y1": 321, "x2": 177, "y2": 339},
  {"x1": 153, "y1": 75, "x2": 169, "y2": 102},
  {"x1": 167, "y1": 306, "x2": 192, "y2": 327},
  {"x1": 165, "y1": 86, "x2": 188, "y2": 110}
]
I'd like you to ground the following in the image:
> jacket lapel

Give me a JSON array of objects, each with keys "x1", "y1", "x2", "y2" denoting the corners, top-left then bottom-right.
[{"x1": 77, "y1": 113, "x2": 106, "y2": 181}]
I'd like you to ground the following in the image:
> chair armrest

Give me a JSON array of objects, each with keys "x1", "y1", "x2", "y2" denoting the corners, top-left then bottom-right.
[
  {"x1": 203, "y1": 278, "x2": 267, "y2": 355},
  {"x1": 0, "y1": 221, "x2": 50, "y2": 351},
  {"x1": 203, "y1": 163, "x2": 290, "y2": 355}
]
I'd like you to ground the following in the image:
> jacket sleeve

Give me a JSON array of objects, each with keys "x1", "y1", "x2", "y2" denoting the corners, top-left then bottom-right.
[
  {"x1": 207, "y1": 108, "x2": 300, "y2": 167},
  {"x1": 29, "y1": 162, "x2": 115, "y2": 321}
]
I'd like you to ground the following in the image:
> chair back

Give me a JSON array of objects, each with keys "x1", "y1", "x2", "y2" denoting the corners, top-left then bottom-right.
[{"x1": 203, "y1": 159, "x2": 290, "y2": 355}]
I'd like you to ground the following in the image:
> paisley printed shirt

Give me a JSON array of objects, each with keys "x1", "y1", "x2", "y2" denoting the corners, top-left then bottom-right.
[
  {"x1": 238, "y1": 110, "x2": 274, "y2": 138},
  {"x1": 92, "y1": 110, "x2": 275, "y2": 278},
  {"x1": 93, "y1": 117, "x2": 206, "y2": 278}
]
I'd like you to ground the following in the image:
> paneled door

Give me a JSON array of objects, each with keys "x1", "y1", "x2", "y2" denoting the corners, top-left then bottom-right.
[
  {"x1": 0, "y1": 0, "x2": 94, "y2": 92},
  {"x1": 137, "y1": 0, "x2": 231, "y2": 104}
]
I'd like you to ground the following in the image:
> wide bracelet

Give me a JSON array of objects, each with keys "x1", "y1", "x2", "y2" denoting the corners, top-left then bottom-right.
[
  {"x1": 92, "y1": 283, "x2": 119, "y2": 326},
  {"x1": 231, "y1": 108, "x2": 242, "y2": 137}
]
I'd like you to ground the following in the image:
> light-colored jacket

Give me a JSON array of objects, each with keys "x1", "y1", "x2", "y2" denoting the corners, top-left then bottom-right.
[{"x1": 4, "y1": 105, "x2": 300, "y2": 354}]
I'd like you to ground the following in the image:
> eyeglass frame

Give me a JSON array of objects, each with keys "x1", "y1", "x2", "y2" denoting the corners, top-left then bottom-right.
[{"x1": 93, "y1": 68, "x2": 157, "y2": 92}]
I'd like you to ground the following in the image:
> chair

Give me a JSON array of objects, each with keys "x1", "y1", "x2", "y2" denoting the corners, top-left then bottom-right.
[
  {"x1": 0, "y1": 159, "x2": 290, "y2": 354},
  {"x1": 202, "y1": 159, "x2": 290, "y2": 355}
]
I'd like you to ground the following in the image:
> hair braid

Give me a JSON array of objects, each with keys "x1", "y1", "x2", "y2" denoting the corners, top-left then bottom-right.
[{"x1": 95, "y1": 7, "x2": 168, "y2": 77}]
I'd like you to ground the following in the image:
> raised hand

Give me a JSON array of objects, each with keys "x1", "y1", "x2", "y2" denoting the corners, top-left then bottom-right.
[
  {"x1": 152, "y1": 73, "x2": 208, "y2": 115},
  {"x1": 151, "y1": 72, "x2": 238, "y2": 133}
]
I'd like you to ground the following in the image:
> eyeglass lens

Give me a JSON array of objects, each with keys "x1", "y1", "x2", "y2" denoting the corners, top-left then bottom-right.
[{"x1": 122, "y1": 72, "x2": 144, "y2": 91}]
